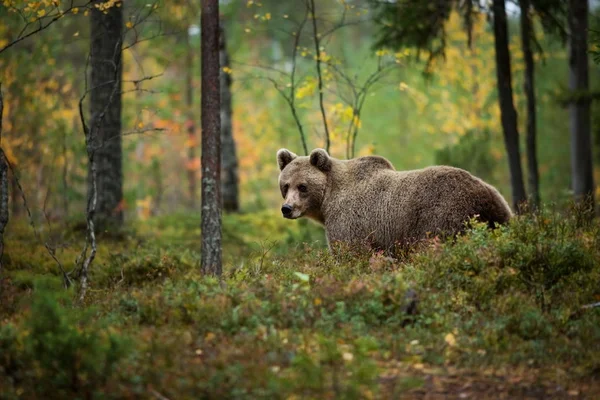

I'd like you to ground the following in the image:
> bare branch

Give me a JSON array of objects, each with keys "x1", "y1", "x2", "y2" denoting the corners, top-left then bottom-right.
[{"x1": 309, "y1": 0, "x2": 331, "y2": 153}]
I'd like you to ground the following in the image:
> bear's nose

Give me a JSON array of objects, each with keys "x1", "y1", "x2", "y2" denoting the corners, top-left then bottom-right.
[{"x1": 281, "y1": 204, "x2": 293, "y2": 217}]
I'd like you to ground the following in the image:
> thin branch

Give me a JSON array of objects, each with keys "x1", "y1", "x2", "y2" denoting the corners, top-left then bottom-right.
[
  {"x1": 309, "y1": 0, "x2": 331, "y2": 153},
  {"x1": 0, "y1": 1, "x2": 92, "y2": 55},
  {"x1": 289, "y1": 7, "x2": 310, "y2": 155}
]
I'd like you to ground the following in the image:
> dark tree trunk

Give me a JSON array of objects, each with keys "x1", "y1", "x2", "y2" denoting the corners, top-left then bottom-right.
[
  {"x1": 519, "y1": 0, "x2": 540, "y2": 210},
  {"x1": 0, "y1": 151, "x2": 7, "y2": 272},
  {"x1": 151, "y1": 157, "x2": 162, "y2": 216},
  {"x1": 185, "y1": 30, "x2": 197, "y2": 209},
  {"x1": 201, "y1": 0, "x2": 222, "y2": 276},
  {"x1": 0, "y1": 89, "x2": 8, "y2": 272},
  {"x1": 62, "y1": 126, "x2": 69, "y2": 219},
  {"x1": 219, "y1": 24, "x2": 239, "y2": 213},
  {"x1": 10, "y1": 169, "x2": 18, "y2": 217},
  {"x1": 492, "y1": 0, "x2": 527, "y2": 213},
  {"x1": 568, "y1": 0, "x2": 595, "y2": 209},
  {"x1": 89, "y1": 0, "x2": 123, "y2": 229}
]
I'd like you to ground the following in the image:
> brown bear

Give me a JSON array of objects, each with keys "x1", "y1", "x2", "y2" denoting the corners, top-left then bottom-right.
[{"x1": 277, "y1": 148, "x2": 512, "y2": 251}]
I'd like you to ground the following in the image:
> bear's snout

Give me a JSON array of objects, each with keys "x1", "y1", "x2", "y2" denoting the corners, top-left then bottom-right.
[{"x1": 281, "y1": 204, "x2": 293, "y2": 218}]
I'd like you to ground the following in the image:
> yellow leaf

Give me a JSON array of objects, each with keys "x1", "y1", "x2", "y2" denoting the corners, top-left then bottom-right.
[
  {"x1": 72, "y1": 7, "x2": 78, "y2": 14},
  {"x1": 444, "y1": 333, "x2": 457, "y2": 347},
  {"x1": 137, "y1": 122, "x2": 144, "y2": 129},
  {"x1": 126, "y1": 21, "x2": 133, "y2": 29},
  {"x1": 296, "y1": 79, "x2": 316, "y2": 99}
]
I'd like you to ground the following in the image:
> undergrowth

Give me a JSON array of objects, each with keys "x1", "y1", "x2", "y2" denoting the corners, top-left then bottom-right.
[{"x1": 1, "y1": 208, "x2": 599, "y2": 399}]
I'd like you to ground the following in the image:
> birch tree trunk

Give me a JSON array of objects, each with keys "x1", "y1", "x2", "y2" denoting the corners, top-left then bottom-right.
[{"x1": 201, "y1": 0, "x2": 222, "y2": 276}]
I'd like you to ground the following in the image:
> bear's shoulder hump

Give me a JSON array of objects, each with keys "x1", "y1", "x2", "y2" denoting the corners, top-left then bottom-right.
[
  {"x1": 349, "y1": 156, "x2": 395, "y2": 180},
  {"x1": 353, "y1": 156, "x2": 395, "y2": 170}
]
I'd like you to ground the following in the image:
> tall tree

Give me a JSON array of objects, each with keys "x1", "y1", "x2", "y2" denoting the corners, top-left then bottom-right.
[
  {"x1": 568, "y1": 0, "x2": 595, "y2": 208},
  {"x1": 520, "y1": 0, "x2": 540, "y2": 209},
  {"x1": 201, "y1": 0, "x2": 222, "y2": 276},
  {"x1": 90, "y1": 0, "x2": 124, "y2": 229},
  {"x1": 219, "y1": 24, "x2": 239, "y2": 213},
  {"x1": 492, "y1": 0, "x2": 527, "y2": 212}
]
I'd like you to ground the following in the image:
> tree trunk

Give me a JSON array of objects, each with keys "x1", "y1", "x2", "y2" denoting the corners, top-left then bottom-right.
[
  {"x1": 10, "y1": 169, "x2": 18, "y2": 217},
  {"x1": 219, "y1": 24, "x2": 239, "y2": 213},
  {"x1": 568, "y1": 0, "x2": 595, "y2": 209},
  {"x1": 201, "y1": 0, "x2": 222, "y2": 276},
  {"x1": 90, "y1": 0, "x2": 123, "y2": 230},
  {"x1": 185, "y1": 30, "x2": 197, "y2": 209},
  {"x1": 492, "y1": 0, "x2": 527, "y2": 213},
  {"x1": 519, "y1": 0, "x2": 540, "y2": 210},
  {"x1": 0, "y1": 89, "x2": 8, "y2": 272},
  {"x1": 62, "y1": 124, "x2": 69, "y2": 220},
  {"x1": 151, "y1": 157, "x2": 162, "y2": 216}
]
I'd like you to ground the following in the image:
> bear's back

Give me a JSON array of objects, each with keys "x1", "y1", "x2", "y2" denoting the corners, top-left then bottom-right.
[{"x1": 323, "y1": 163, "x2": 511, "y2": 250}]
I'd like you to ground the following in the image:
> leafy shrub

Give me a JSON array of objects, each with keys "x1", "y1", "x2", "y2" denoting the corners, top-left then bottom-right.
[
  {"x1": 0, "y1": 281, "x2": 131, "y2": 399},
  {"x1": 414, "y1": 209, "x2": 599, "y2": 312}
]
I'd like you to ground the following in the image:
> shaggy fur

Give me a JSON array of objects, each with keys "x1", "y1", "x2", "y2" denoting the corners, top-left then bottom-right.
[{"x1": 277, "y1": 148, "x2": 512, "y2": 251}]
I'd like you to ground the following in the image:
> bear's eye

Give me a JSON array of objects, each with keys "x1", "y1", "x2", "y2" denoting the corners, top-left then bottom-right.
[{"x1": 298, "y1": 184, "x2": 308, "y2": 193}]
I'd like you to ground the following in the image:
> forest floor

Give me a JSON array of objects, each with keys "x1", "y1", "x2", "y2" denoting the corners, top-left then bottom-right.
[{"x1": 1, "y1": 208, "x2": 600, "y2": 399}]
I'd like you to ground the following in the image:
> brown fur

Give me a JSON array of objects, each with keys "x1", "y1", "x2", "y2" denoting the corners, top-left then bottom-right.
[{"x1": 277, "y1": 148, "x2": 512, "y2": 251}]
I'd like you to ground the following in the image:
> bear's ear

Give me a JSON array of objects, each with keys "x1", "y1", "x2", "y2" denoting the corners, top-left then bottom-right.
[
  {"x1": 277, "y1": 149, "x2": 297, "y2": 171},
  {"x1": 309, "y1": 148, "x2": 331, "y2": 172}
]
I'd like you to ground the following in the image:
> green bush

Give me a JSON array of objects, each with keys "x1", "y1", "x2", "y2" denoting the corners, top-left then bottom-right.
[{"x1": 0, "y1": 281, "x2": 131, "y2": 400}]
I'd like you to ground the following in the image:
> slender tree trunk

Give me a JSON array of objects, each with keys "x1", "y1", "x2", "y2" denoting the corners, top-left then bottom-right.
[
  {"x1": 90, "y1": 0, "x2": 123, "y2": 230},
  {"x1": 0, "y1": 151, "x2": 7, "y2": 271},
  {"x1": 309, "y1": 0, "x2": 331, "y2": 153},
  {"x1": 492, "y1": 0, "x2": 527, "y2": 213},
  {"x1": 0, "y1": 88, "x2": 8, "y2": 273},
  {"x1": 519, "y1": 0, "x2": 540, "y2": 210},
  {"x1": 201, "y1": 0, "x2": 222, "y2": 276},
  {"x1": 10, "y1": 169, "x2": 18, "y2": 217},
  {"x1": 151, "y1": 157, "x2": 162, "y2": 216},
  {"x1": 185, "y1": 30, "x2": 197, "y2": 209},
  {"x1": 62, "y1": 124, "x2": 69, "y2": 219},
  {"x1": 568, "y1": 0, "x2": 595, "y2": 209},
  {"x1": 219, "y1": 24, "x2": 239, "y2": 213}
]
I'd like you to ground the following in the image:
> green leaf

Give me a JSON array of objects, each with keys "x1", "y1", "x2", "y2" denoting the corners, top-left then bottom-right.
[{"x1": 294, "y1": 272, "x2": 310, "y2": 283}]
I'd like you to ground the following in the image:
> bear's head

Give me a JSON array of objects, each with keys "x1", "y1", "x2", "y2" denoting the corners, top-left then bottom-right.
[{"x1": 276, "y1": 148, "x2": 331, "y2": 221}]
